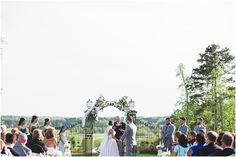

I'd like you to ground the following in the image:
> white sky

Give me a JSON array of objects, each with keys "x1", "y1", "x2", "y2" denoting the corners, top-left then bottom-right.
[{"x1": 0, "y1": 0, "x2": 235, "y2": 117}]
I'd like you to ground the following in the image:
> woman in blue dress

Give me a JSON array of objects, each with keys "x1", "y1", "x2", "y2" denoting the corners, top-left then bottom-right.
[{"x1": 18, "y1": 118, "x2": 28, "y2": 134}]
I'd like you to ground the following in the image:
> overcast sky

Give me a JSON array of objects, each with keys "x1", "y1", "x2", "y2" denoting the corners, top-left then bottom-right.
[{"x1": 0, "y1": 0, "x2": 235, "y2": 118}]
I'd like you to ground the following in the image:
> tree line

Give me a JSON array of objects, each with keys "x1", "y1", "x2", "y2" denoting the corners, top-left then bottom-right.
[
  {"x1": 1, "y1": 116, "x2": 164, "y2": 133},
  {"x1": 172, "y1": 44, "x2": 235, "y2": 132}
]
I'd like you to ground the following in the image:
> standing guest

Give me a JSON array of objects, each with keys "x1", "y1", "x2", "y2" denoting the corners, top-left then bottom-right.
[
  {"x1": 196, "y1": 131, "x2": 222, "y2": 156},
  {"x1": 113, "y1": 116, "x2": 126, "y2": 156},
  {"x1": 0, "y1": 125, "x2": 7, "y2": 142},
  {"x1": 43, "y1": 127, "x2": 57, "y2": 149},
  {"x1": 214, "y1": 132, "x2": 235, "y2": 156},
  {"x1": 178, "y1": 117, "x2": 188, "y2": 135},
  {"x1": 13, "y1": 133, "x2": 32, "y2": 156},
  {"x1": 28, "y1": 115, "x2": 39, "y2": 134},
  {"x1": 188, "y1": 131, "x2": 197, "y2": 146},
  {"x1": 18, "y1": 118, "x2": 28, "y2": 134},
  {"x1": 5, "y1": 133, "x2": 19, "y2": 156},
  {"x1": 58, "y1": 126, "x2": 69, "y2": 155},
  {"x1": 216, "y1": 132, "x2": 225, "y2": 147},
  {"x1": 187, "y1": 133, "x2": 205, "y2": 156},
  {"x1": 161, "y1": 118, "x2": 175, "y2": 152},
  {"x1": 172, "y1": 134, "x2": 190, "y2": 156},
  {"x1": 42, "y1": 118, "x2": 51, "y2": 137},
  {"x1": 26, "y1": 129, "x2": 46, "y2": 154},
  {"x1": 193, "y1": 118, "x2": 206, "y2": 134}
]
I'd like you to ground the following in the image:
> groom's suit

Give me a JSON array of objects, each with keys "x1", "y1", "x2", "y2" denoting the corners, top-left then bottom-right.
[{"x1": 120, "y1": 122, "x2": 137, "y2": 156}]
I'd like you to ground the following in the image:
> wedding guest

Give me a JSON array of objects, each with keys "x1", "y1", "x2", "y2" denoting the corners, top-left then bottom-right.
[
  {"x1": 214, "y1": 132, "x2": 235, "y2": 156},
  {"x1": 0, "y1": 125, "x2": 7, "y2": 142},
  {"x1": 5, "y1": 133, "x2": 19, "y2": 156},
  {"x1": 196, "y1": 131, "x2": 222, "y2": 156},
  {"x1": 216, "y1": 132, "x2": 225, "y2": 147},
  {"x1": 172, "y1": 134, "x2": 190, "y2": 156},
  {"x1": 42, "y1": 118, "x2": 51, "y2": 137},
  {"x1": 43, "y1": 127, "x2": 57, "y2": 148},
  {"x1": 58, "y1": 126, "x2": 68, "y2": 155},
  {"x1": 232, "y1": 133, "x2": 236, "y2": 150},
  {"x1": 173, "y1": 131, "x2": 182, "y2": 145},
  {"x1": 0, "y1": 139, "x2": 12, "y2": 157},
  {"x1": 11, "y1": 128, "x2": 20, "y2": 143},
  {"x1": 198, "y1": 129, "x2": 205, "y2": 136},
  {"x1": 13, "y1": 133, "x2": 32, "y2": 156},
  {"x1": 161, "y1": 118, "x2": 175, "y2": 152},
  {"x1": 188, "y1": 131, "x2": 197, "y2": 145},
  {"x1": 193, "y1": 118, "x2": 206, "y2": 133},
  {"x1": 26, "y1": 129, "x2": 46, "y2": 154},
  {"x1": 18, "y1": 118, "x2": 28, "y2": 134},
  {"x1": 178, "y1": 117, "x2": 188, "y2": 135},
  {"x1": 187, "y1": 133, "x2": 205, "y2": 156},
  {"x1": 114, "y1": 115, "x2": 126, "y2": 156},
  {"x1": 28, "y1": 115, "x2": 39, "y2": 134},
  {"x1": 27, "y1": 126, "x2": 37, "y2": 142}
]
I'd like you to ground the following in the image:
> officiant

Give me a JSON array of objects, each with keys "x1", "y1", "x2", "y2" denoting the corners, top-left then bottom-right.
[{"x1": 113, "y1": 116, "x2": 126, "y2": 156}]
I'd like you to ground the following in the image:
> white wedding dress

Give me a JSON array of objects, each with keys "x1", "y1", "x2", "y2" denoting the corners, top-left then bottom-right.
[{"x1": 99, "y1": 126, "x2": 119, "y2": 157}]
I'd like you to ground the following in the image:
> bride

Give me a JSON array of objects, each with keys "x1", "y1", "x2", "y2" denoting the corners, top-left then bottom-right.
[{"x1": 99, "y1": 121, "x2": 119, "y2": 156}]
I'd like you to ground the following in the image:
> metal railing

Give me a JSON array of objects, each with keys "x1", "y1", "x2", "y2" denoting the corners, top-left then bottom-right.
[{"x1": 56, "y1": 119, "x2": 161, "y2": 156}]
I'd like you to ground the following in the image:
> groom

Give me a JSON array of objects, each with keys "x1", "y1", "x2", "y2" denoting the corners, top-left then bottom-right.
[{"x1": 120, "y1": 115, "x2": 137, "y2": 156}]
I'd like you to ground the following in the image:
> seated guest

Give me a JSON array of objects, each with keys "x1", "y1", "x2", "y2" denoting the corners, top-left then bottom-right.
[
  {"x1": 178, "y1": 117, "x2": 188, "y2": 135},
  {"x1": 188, "y1": 131, "x2": 197, "y2": 146},
  {"x1": 0, "y1": 139, "x2": 12, "y2": 156},
  {"x1": 173, "y1": 131, "x2": 182, "y2": 145},
  {"x1": 196, "y1": 131, "x2": 222, "y2": 156},
  {"x1": 0, "y1": 139, "x2": 7, "y2": 157},
  {"x1": 214, "y1": 132, "x2": 235, "y2": 156},
  {"x1": 26, "y1": 129, "x2": 46, "y2": 154},
  {"x1": 5, "y1": 133, "x2": 19, "y2": 156},
  {"x1": 43, "y1": 127, "x2": 57, "y2": 148},
  {"x1": 13, "y1": 133, "x2": 32, "y2": 156},
  {"x1": 18, "y1": 118, "x2": 28, "y2": 134},
  {"x1": 198, "y1": 129, "x2": 206, "y2": 136},
  {"x1": 11, "y1": 128, "x2": 20, "y2": 142},
  {"x1": 216, "y1": 132, "x2": 225, "y2": 147},
  {"x1": 232, "y1": 133, "x2": 236, "y2": 151},
  {"x1": 173, "y1": 134, "x2": 190, "y2": 156},
  {"x1": 187, "y1": 133, "x2": 205, "y2": 156},
  {"x1": 27, "y1": 126, "x2": 37, "y2": 142},
  {"x1": 42, "y1": 118, "x2": 51, "y2": 137}
]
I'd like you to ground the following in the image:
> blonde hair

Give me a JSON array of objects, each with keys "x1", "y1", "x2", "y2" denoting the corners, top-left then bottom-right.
[
  {"x1": 45, "y1": 127, "x2": 55, "y2": 139},
  {"x1": 33, "y1": 129, "x2": 42, "y2": 140}
]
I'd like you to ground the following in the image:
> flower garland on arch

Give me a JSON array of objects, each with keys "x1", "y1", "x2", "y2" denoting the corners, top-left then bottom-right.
[{"x1": 82, "y1": 95, "x2": 130, "y2": 127}]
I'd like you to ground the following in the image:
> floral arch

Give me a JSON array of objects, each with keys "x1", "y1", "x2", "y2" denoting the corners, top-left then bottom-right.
[{"x1": 82, "y1": 95, "x2": 137, "y2": 155}]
